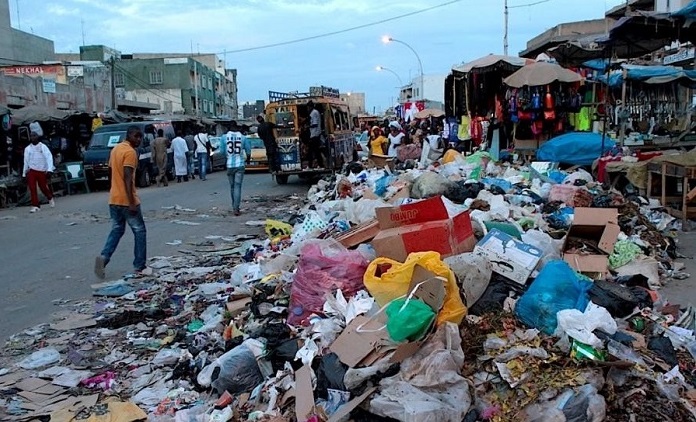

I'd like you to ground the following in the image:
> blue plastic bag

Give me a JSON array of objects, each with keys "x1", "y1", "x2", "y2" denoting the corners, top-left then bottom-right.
[{"x1": 515, "y1": 260, "x2": 592, "y2": 335}]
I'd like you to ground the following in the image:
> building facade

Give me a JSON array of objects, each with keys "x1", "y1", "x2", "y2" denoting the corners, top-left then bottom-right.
[
  {"x1": 399, "y1": 74, "x2": 446, "y2": 104},
  {"x1": 0, "y1": 0, "x2": 55, "y2": 66},
  {"x1": 242, "y1": 100, "x2": 265, "y2": 119},
  {"x1": 339, "y1": 92, "x2": 366, "y2": 115}
]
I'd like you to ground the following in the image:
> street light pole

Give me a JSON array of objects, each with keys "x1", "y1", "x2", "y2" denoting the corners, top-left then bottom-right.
[
  {"x1": 375, "y1": 66, "x2": 404, "y2": 86},
  {"x1": 504, "y1": 0, "x2": 509, "y2": 56},
  {"x1": 382, "y1": 36, "x2": 424, "y2": 100}
]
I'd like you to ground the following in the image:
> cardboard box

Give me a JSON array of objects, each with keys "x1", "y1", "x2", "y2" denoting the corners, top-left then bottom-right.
[
  {"x1": 333, "y1": 219, "x2": 380, "y2": 248},
  {"x1": 371, "y1": 196, "x2": 475, "y2": 262},
  {"x1": 563, "y1": 207, "x2": 620, "y2": 277},
  {"x1": 474, "y1": 229, "x2": 542, "y2": 285}
]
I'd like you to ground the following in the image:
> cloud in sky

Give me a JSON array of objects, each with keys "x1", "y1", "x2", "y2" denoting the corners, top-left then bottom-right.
[{"x1": 11, "y1": 0, "x2": 626, "y2": 111}]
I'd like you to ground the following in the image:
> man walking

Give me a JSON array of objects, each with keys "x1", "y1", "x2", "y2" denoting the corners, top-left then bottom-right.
[
  {"x1": 193, "y1": 128, "x2": 214, "y2": 181},
  {"x1": 171, "y1": 132, "x2": 189, "y2": 182},
  {"x1": 185, "y1": 131, "x2": 196, "y2": 180},
  {"x1": 224, "y1": 121, "x2": 251, "y2": 216},
  {"x1": 256, "y1": 114, "x2": 279, "y2": 172},
  {"x1": 306, "y1": 101, "x2": 324, "y2": 169},
  {"x1": 23, "y1": 131, "x2": 55, "y2": 213},
  {"x1": 152, "y1": 129, "x2": 169, "y2": 187},
  {"x1": 94, "y1": 126, "x2": 148, "y2": 279}
]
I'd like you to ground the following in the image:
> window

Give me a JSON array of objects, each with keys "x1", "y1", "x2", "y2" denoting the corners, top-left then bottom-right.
[
  {"x1": 114, "y1": 72, "x2": 125, "y2": 87},
  {"x1": 149, "y1": 70, "x2": 163, "y2": 85},
  {"x1": 203, "y1": 99, "x2": 209, "y2": 113}
]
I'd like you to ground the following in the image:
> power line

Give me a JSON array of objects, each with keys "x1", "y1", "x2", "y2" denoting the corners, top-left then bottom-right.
[{"x1": 214, "y1": 0, "x2": 463, "y2": 55}]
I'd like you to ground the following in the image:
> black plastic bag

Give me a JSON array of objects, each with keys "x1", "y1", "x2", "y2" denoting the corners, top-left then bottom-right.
[
  {"x1": 588, "y1": 280, "x2": 652, "y2": 318},
  {"x1": 648, "y1": 336, "x2": 678, "y2": 367},
  {"x1": 469, "y1": 276, "x2": 513, "y2": 316},
  {"x1": 315, "y1": 353, "x2": 348, "y2": 399},
  {"x1": 207, "y1": 344, "x2": 264, "y2": 395},
  {"x1": 444, "y1": 181, "x2": 484, "y2": 204},
  {"x1": 268, "y1": 339, "x2": 302, "y2": 372}
]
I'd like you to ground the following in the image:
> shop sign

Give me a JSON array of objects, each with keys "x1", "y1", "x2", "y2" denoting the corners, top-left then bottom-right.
[
  {"x1": 67, "y1": 66, "x2": 84, "y2": 77},
  {"x1": 164, "y1": 57, "x2": 188, "y2": 65},
  {"x1": 664, "y1": 48, "x2": 695, "y2": 65},
  {"x1": 309, "y1": 85, "x2": 340, "y2": 98},
  {"x1": 42, "y1": 79, "x2": 56, "y2": 94}
]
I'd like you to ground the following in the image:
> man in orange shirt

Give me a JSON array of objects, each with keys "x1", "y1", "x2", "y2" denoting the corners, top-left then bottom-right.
[{"x1": 94, "y1": 126, "x2": 149, "y2": 279}]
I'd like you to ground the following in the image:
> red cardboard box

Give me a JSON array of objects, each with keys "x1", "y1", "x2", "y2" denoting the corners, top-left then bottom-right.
[{"x1": 371, "y1": 196, "x2": 476, "y2": 262}]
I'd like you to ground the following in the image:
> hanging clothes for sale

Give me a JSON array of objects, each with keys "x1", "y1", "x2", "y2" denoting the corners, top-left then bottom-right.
[
  {"x1": 577, "y1": 107, "x2": 592, "y2": 131},
  {"x1": 458, "y1": 116, "x2": 471, "y2": 140}
]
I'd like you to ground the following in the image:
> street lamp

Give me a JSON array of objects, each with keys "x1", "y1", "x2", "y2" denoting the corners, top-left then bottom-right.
[
  {"x1": 382, "y1": 36, "x2": 424, "y2": 99},
  {"x1": 375, "y1": 65, "x2": 404, "y2": 86}
]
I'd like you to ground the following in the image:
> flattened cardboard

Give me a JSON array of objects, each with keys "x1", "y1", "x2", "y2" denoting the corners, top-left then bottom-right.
[
  {"x1": 15, "y1": 377, "x2": 49, "y2": 392},
  {"x1": 226, "y1": 297, "x2": 252, "y2": 317},
  {"x1": 474, "y1": 229, "x2": 542, "y2": 285},
  {"x1": 330, "y1": 316, "x2": 390, "y2": 367},
  {"x1": 295, "y1": 366, "x2": 314, "y2": 421}
]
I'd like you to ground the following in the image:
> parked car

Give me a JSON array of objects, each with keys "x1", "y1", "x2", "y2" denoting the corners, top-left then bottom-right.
[
  {"x1": 247, "y1": 134, "x2": 269, "y2": 171},
  {"x1": 83, "y1": 121, "x2": 175, "y2": 188}
]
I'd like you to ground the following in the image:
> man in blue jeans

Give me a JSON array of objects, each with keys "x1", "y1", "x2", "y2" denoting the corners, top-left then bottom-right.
[
  {"x1": 94, "y1": 126, "x2": 149, "y2": 279},
  {"x1": 224, "y1": 121, "x2": 251, "y2": 216}
]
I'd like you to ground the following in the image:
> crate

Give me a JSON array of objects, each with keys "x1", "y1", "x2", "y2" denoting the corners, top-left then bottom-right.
[{"x1": 647, "y1": 162, "x2": 696, "y2": 229}]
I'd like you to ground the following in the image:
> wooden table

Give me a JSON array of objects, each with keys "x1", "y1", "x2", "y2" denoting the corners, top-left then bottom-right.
[{"x1": 647, "y1": 161, "x2": 696, "y2": 229}]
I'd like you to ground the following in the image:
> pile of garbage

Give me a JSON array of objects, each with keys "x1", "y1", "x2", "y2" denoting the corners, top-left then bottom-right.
[{"x1": 1, "y1": 150, "x2": 696, "y2": 422}]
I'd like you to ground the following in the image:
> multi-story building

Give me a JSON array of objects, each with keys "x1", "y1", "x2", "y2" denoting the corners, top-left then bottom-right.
[
  {"x1": 399, "y1": 74, "x2": 446, "y2": 105},
  {"x1": 0, "y1": 0, "x2": 55, "y2": 66},
  {"x1": 70, "y1": 45, "x2": 238, "y2": 117},
  {"x1": 242, "y1": 100, "x2": 266, "y2": 119},
  {"x1": 339, "y1": 92, "x2": 366, "y2": 115}
]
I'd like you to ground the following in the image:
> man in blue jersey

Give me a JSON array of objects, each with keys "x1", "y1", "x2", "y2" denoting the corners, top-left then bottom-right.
[{"x1": 223, "y1": 121, "x2": 251, "y2": 216}]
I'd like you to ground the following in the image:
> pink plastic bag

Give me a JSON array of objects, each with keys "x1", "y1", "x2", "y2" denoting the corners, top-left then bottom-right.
[{"x1": 287, "y1": 240, "x2": 369, "y2": 326}]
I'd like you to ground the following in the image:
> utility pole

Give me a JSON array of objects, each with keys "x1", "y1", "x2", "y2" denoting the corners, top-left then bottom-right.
[
  {"x1": 194, "y1": 60, "x2": 199, "y2": 116},
  {"x1": 81, "y1": 19, "x2": 86, "y2": 46},
  {"x1": 109, "y1": 56, "x2": 116, "y2": 111},
  {"x1": 504, "y1": 0, "x2": 509, "y2": 56}
]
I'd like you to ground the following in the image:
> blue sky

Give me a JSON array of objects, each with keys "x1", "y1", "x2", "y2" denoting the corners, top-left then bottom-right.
[{"x1": 10, "y1": 0, "x2": 625, "y2": 112}]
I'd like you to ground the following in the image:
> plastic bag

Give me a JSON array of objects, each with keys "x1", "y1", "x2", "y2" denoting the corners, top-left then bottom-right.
[
  {"x1": 410, "y1": 172, "x2": 452, "y2": 199},
  {"x1": 265, "y1": 219, "x2": 293, "y2": 238},
  {"x1": 588, "y1": 279, "x2": 652, "y2": 318},
  {"x1": 370, "y1": 322, "x2": 471, "y2": 422},
  {"x1": 287, "y1": 240, "x2": 368, "y2": 325},
  {"x1": 555, "y1": 303, "x2": 617, "y2": 349},
  {"x1": 386, "y1": 298, "x2": 436, "y2": 342},
  {"x1": 444, "y1": 181, "x2": 484, "y2": 204},
  {"x1": 344, "y1": 198, "x2": 386, "y2": 224},
  {"x1": 608, "y1": 240, "x2": 642, "y2": 269},
  {"x1": 19, "y1": 347, "x2": 60, "y2": 369},
  {"x1": 444, "y1": 253, "x2": 492, "y2": 307},
  {"x1": 197, "y1": 344, "x2": 264, "y2": 395},
  {"x1": 515, "y1": 260, "x2": 593, "y2": 335},
  {"x1": 316, "y1": 353, "x2": 348, "y2": 400},
  {"x1": 364, "y1": 252, "x2": 467, "y2": 325},
  {"x1": 521, "y1": 230, "x2": 562, "y2": 271}
]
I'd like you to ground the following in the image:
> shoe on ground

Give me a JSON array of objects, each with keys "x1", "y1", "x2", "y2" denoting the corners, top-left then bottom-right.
[
  {"x1": 234, "y1": 210, "x2": 241, "y2": 216},
  {"x1": 94, "y1": 255, "x2": 106, "y2": 279},
  {"x1": 134, "y1": 267, "x2": 153, "y2": 277},
  {"x1": 29, "y1": 206, "x2": 40, "y2": 213},
  {"x1": 49, "y1": 198, "x2": 55, "y2": 208}
]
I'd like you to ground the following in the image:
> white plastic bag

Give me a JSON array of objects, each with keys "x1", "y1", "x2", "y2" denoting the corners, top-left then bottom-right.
[
  {"x1": 344, "y1": 198, "x2": 386, "y2": 224},
  {"x1": 555, "y1": 302, "x2": 617, "y2": 349},
  {"x1": 521, "y1": 230, "x2": 563, "y2": 271},
  {"x1": 444, "y1": 253, "x2": 492, "y2": 307},
  {"x1": 19, "y1": 347, "x2": 60, "y2": 369},
  {"x1": 370, "y1": 323, "x2": 471, "y2": 422}
]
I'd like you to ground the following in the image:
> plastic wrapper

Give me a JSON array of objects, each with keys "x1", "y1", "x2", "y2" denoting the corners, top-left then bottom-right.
[
  {"x1": 444, "y1": 181, "x2": 484, "y2": 204},
  {"x1": 316, "y1": 353, "x2": 348, "y2": 400},
  {"x1": 344, "y1": 198, "x2": 387, "y2": 224},
  {"x1": 197, "y1": 344, "x2": 264, "y2": 395},
  {"x1": 410, "y1": 172, "x2": 452, "y2": 199},
  {"x1": 521, "y1": 230, "x2": 562, "y2": 271},
  {"x1": 287, "y1": 240, "x2": 368, "y2": 326},
  {"x1": 515, "y1": 260, "x2": 593, "y2": 335},
  {"x1": 386, "y1": 298, "x2": 436, "y2": 342}
]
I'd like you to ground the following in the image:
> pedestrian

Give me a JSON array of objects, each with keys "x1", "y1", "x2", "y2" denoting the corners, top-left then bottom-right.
[
  {"x1": 223, "y1": 121, "x2": 251, "y2": 216},
  {"x1": 22, "y1": 131, "x2": 55, "y2": 213},
  {"x1": 152, "y1": 129, "x2": 169, "y2": 187},
  {"x1": 185, "y1": 131, "x2": 196, "y2": 180},
  {"x1": 193, "y1": 128, "x2": 215, "y2": 181},
  {"x1": 387, "y1": 121, "x2": 405, "y2": 157},
  {"x1": 171, "y1": 132, "x2": 189, "y2": 182},
  {"x1": 306, "y1": 100, "x2": 324, "y2": 169},
  {"x1": 369, "y1": 126, "x2": 388, "y2": 155},
  {"x1": 256, "y1": 114, "x2": 280, "y2": 172},
  {"x1": 94, "y1": 125, "x2": 149, "y2": 280}
]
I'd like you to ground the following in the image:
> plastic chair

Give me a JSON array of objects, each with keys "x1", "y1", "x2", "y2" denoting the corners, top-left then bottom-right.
[{"x1": 62, "y1": 162, "x2": 90, "y2": 195}]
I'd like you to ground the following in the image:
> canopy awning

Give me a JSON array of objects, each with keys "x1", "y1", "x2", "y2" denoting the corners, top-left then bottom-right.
[
  {"x1": 10, "y1": 105, "x2": 76, "y2": 126},
  {"x1": 503, "y1": 62, "x2": 581, "y2": 88},
  {"x1": 452, "y1": 54, "x2": 532, "y2": 74}
]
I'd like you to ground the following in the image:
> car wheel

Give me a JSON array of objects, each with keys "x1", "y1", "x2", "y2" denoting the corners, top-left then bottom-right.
[{"x1": 276, "y1": 174, "x2": 289, "y2": 185}]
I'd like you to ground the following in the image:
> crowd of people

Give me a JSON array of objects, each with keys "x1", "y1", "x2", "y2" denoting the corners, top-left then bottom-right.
[{"x1": 358, "y1": 116, "x2": 447, "y2": 162}]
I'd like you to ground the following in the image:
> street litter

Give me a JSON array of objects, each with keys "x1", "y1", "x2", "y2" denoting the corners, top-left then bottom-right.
[{"x1": 2, "y1": 146, "x2": 696, "y2": 422}]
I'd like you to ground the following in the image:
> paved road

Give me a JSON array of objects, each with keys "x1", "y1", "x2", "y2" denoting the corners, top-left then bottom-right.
[{"x1": 0, "y1": 171, "x2": 310, "y2": 341}]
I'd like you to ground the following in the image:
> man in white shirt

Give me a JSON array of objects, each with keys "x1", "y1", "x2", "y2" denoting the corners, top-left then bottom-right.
[
  {"x1": 23, "y1": 131, "x2": 55, "y2": 213},
  {"x1": 306, "y1": 100, "x2": 324, "y2": 169},
  {"x1": 194, "y1": 129, "x2": 214, "y2": 181}
]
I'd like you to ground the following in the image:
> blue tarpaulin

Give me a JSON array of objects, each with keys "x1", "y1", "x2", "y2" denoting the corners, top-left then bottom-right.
[
  {"x1": 672, "y1": 1, "x2": 696, "y2": 18},
  {"x1": 597, "y1": 64, "x2": 696, "y2": 87},
  {"x1": 537, "y1": 132, "x2": 615, "y2": 166}
]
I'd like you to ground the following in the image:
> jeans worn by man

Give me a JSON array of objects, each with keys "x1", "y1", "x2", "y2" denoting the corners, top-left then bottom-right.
[
  {"x1": 100, "y1": 204, "x2": 147, "y2": 271},
  {"x1": 197, "y1": 153, "x2": 209, "y2": 181},
  {"x1": 227, "y1": 166, "x2": 245, "y2": 214}
]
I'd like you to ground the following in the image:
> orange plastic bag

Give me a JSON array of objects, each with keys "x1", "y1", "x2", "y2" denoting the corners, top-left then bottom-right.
[{"x1": 363, "y1": 252, "x2": 467, "y2": 325}]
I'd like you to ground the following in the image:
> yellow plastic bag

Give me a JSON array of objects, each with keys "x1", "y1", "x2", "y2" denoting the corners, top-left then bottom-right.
[
  {"x1": 364, "y1": 252, "x2": 467, "y2": 325},
  {"x1": 265, "y1": 219, "x2": 293, "y2": 238}
]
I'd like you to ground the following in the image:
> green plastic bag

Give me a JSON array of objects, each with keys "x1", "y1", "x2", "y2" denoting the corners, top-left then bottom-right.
[{"x1": 385, "y1": 298, "x2": 435, "y2": 342}]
